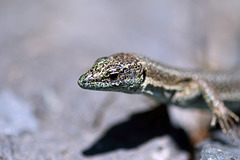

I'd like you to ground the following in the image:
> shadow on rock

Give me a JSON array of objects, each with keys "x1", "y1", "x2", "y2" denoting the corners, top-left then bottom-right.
[{"x1": 82, "y1": 104, "x2": 191, "y2": 156}]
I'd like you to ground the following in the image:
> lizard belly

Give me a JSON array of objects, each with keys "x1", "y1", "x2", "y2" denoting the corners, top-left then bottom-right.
[{"x1": 143, "y1": 83, "x2": 175, "y2": 104}]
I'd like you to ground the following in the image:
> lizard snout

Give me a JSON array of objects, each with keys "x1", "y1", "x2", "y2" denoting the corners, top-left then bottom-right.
[{"x1": 78, "y1": 74, "x2": 89, "y2": 89}]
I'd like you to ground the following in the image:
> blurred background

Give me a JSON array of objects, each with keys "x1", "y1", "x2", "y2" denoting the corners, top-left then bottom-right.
[{"x1": 1, "y1": 0, "x2": 240, "y2": 159}]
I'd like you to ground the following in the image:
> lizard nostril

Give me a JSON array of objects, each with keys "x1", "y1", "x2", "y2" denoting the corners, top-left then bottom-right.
[{"x1": 78, "y1": 75, "x2": 89, "y2": 87}]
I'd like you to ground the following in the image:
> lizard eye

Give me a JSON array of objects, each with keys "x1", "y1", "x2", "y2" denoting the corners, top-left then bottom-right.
[{"x1": 109, "y1": 73, "x2": 118, "y2": 80}]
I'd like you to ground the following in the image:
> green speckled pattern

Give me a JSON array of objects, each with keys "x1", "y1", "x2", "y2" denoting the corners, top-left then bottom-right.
[{"x1": 78, "y1": 53, "x2": 145, "y2": 93}]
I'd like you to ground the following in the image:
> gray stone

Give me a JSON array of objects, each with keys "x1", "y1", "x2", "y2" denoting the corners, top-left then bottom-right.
[
  {"x1": 0, "y1": 136, "x2": 18, "y2": 160},
  {"x1": 196, "y1": 129, "x2": 240, "y2": 160},
  {"x1": 82, "y1": 136, "x2": 189, "y2": 160},
  {"x1": 199, "y1": 142, "x2": 240, "y2": 160},
  {"x1": 1, "y1": 0, "x2": 240, "y2": 159},
  {"x1": 0, "y1": 90, "x2": 38, "y2": 136}
]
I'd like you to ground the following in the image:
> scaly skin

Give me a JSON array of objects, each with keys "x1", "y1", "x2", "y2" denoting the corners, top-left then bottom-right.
[{"x1": 78, "y1": 53, "x2": 240, "y2": 141}]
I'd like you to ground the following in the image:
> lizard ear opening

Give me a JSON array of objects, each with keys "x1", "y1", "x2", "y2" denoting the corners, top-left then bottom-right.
[
  {"x1": 177, "y1": 77, "x2": 192, "y2": 84},
  {"x1": 142, "y1": 69, "x2": 146, "y2": 83}
]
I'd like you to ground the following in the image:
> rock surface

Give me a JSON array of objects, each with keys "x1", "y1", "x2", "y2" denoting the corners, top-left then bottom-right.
[
  {"x1": 0, "y1": 90, "x2": 38, "y2": 135},
  {"x1": 1, "y1": 0, "x2": 240, "y2": 160},
  {"x1": 195, "y1": 129, "x2": 240, "y2": 160},
  {"x1": 199, "y1": 142, "x2": 240, "y2": 160}
]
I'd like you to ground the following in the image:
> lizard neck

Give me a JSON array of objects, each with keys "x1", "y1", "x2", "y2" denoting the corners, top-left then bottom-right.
[{"x1": 138, "y1": 56, "x2": 187, "y2": 102}]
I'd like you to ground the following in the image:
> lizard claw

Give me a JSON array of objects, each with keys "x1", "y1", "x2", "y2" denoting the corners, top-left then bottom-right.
[
  {"x1": 198, "y1": 79, "x2": 240, "y2": 141},
  {"x1": 210, "y1": 115, "x2": 217, "y2": 126},
  {"x1": 213, "y1": 103, "x2": 240, "y2": 141}
]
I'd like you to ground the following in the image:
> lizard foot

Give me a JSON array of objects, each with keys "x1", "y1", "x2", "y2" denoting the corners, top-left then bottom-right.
[{"x1": 210, "y1": 102, "x2": 240, "y2": 141}]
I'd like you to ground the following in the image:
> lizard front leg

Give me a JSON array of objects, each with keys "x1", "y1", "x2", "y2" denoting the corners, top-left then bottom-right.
[
  {"x1": 197, "y1": 80, "x2": 240, "y2": 140},
  {"x1": 171, "y1": 80, "x2": 201, "y2": 106},
  {"x1": 172, "y1": 79, "x2": 240, "y2": 141}
]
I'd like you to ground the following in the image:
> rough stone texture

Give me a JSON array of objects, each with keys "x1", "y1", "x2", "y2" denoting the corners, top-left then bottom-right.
[
  {"x1": 83, "y1": 136, "x2": 189, "y2": 160},
  {"x1": 199, "y1": 142, "x2": 240, "y2": 160},
  {"x1": 1, "y1": 0, "x2": 240, "y2": 160},
  {"x1": 0, "y1": 90, "x2": 38, "y2": 136},
  {"x1": 195, "y1": 128, "x2": 240, "y2": 160}
]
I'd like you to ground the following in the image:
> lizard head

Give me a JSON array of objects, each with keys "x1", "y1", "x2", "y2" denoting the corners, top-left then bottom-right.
[{"x1": 78, "y1": 53, "x2": 146, "y2": 93}]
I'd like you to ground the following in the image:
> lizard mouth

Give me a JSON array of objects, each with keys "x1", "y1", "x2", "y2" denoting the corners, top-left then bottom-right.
[
  {"x1": 78, "y1": 79, "x2": 97, "y2": 90},
  {"x1": 78, "y1": 74, "x2": 109, "y2": 90},
  {"x1": 78, "y1": 80, "x2": 88, "y2": 88},
  {"x1": 78, "y1": 75, "x2": 94, "y2": 89},
  {"x1": 78, "y1": 74, "x2": 90, "y2": 89}
]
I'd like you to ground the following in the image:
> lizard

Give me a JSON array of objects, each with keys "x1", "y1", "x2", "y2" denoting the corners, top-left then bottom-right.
[{"x1": 78, "y1": 53, "x2": 240, "y2": 141}]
